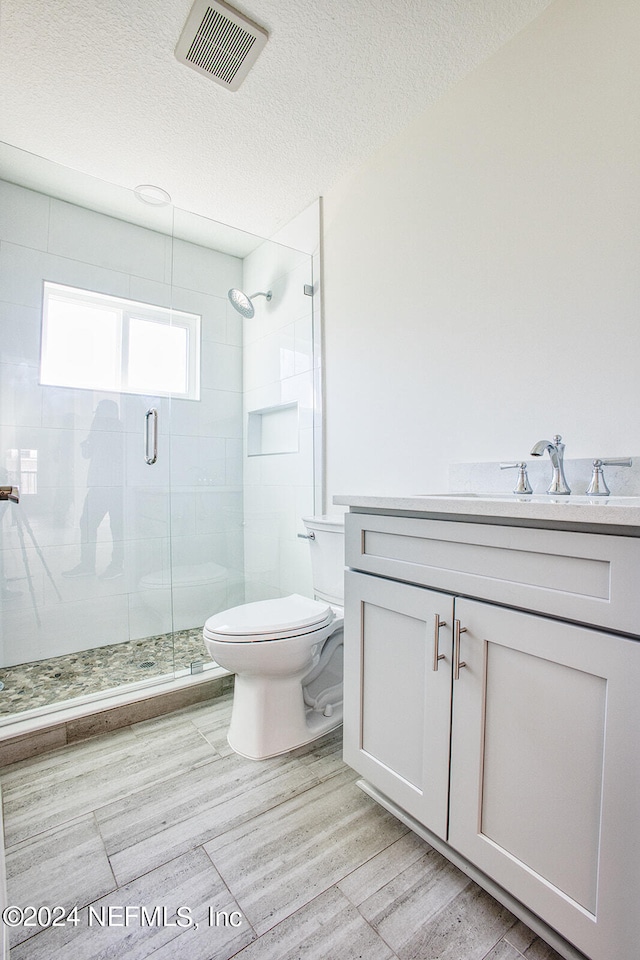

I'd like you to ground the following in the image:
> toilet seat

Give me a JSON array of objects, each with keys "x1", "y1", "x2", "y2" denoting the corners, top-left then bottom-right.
[{"x1": 203, "y1": 594, "x2": 333, "y2": 643}]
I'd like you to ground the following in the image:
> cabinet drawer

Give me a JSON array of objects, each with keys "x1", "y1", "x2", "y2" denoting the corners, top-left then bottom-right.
[{"x1": 345, "y1": 513, "x2": 640, "y2": 635}]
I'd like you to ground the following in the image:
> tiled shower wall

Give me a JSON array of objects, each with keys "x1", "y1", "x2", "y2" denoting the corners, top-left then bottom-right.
[
  {"x1": 241, "y1": 224, "x2": 317, "y2": 603},
  {"x1": 0, "y1": 179, "x2": 244, "y2": 668}
]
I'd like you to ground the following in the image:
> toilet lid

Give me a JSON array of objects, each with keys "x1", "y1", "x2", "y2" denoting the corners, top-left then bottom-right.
[{"x1": 204, "y1": 594, "x2": 333, "y2": 642}]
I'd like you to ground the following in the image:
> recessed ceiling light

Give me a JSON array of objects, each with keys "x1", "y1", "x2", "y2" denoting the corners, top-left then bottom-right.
[{"x1": 134, "y1": 184, "x2": 172, "y2": 206}]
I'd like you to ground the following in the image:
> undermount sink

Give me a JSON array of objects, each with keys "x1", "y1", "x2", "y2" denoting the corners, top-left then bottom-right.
[{"x1": 417, "y1": 493, "x2": 640, "y2": 506}]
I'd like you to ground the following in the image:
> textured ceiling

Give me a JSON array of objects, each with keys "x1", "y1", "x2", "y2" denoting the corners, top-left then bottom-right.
[{"x1": 0, "y1": 0, "x2": 553, "y2": 240}]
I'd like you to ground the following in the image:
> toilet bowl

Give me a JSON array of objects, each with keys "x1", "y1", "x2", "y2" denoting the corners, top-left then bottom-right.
[{"x1": 202, "y1": 516, "x2": 345, "y2": 760}]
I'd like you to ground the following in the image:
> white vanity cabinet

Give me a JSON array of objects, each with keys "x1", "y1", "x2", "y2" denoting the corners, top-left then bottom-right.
[
  {"x1": 342, "y1": 510, "x2": 640, "y2": 960},
  {"x1": 343, "y1": 570, "x2": 454, "y2": 838}
]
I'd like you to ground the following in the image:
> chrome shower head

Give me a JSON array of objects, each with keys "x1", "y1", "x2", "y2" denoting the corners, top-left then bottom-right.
[{"x1": 227, "y1": 288, "x2": 272, "y2": 318}]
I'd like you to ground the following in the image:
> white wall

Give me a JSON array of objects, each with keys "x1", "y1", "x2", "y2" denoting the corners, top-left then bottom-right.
[{"x1": 322, "y1": 0, "x2": 640, "y2": 503}]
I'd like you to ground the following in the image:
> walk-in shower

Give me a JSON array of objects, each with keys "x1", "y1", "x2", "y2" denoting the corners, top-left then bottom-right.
[{"x1": 0, "y1": 144, "x2": 320, "y2": 728}]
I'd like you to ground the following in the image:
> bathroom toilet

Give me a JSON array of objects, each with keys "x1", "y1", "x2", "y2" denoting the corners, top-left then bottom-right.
[{"x1": 203, "y1": 516, "x2": 344, "y2": 759}]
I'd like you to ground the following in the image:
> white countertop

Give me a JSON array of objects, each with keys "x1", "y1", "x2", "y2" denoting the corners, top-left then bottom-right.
[{"x1": 333, "y1": 493, "x2": 640, "y2": 531}]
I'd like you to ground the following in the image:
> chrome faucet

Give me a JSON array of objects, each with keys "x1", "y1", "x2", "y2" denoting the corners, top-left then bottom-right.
[
  {"x1": 499, "y1": 462, "x2": 533, "y2": 494},
  {"x1": 530, "y1": 435, "x2": 571, "y2": 495},
  {"x1": 586, "y1": 458, "x2": 632, "y2": 496}
]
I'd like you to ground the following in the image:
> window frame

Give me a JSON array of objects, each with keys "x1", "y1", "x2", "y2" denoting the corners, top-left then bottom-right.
[{"x1": 40, "y1": 281, "x2": 201, "y2": 400}]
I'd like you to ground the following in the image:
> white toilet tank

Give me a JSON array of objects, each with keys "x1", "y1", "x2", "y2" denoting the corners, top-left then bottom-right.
[{"x1": 302, "y1": 516, "x2": 345, "y2": 606}]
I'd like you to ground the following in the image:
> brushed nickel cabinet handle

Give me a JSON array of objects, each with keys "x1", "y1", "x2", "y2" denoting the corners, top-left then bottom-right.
[
  {"x1": 433, "y1": 614, "x2": 447, "y2": 671},
  {"x1": 454, "y1": 619, "x2": 468, "y2": 680}
]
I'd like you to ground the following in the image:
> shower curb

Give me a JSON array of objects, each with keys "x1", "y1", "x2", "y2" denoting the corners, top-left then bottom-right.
[{"x1": 0, "y1": 674, "x2": 233, "y2": 767}]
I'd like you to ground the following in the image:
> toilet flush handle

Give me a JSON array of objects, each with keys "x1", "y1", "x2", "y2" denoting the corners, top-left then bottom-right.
[{"x1": 297, "y1": 531, "x2": 315, "y2": 540}]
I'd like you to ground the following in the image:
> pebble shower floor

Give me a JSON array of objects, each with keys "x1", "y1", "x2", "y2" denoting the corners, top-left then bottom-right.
[{"x1": 0, "y1": 627, "x2": 210, "y2": 716}]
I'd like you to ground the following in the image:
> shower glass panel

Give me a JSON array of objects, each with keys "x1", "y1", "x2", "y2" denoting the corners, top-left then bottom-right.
[
  {"x1": 0, "y1": 145, "x2": 318, "y2": 723},
  {"x1": 166, "y1": 207, "x2": 318, "y2": 659},
  {"x1": 0, "y1": 167, "x2": 179, "y2": 716}
]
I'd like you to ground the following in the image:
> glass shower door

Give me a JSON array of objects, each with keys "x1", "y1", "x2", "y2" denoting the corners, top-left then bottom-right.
[
  {"x1": 0, "y1": 388, "x2": 177, "y2": 715},
  {"x1": 0, "y1": 169, "x2": 179, "y2": 718}
]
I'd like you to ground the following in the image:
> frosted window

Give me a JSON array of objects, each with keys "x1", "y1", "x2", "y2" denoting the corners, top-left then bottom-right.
[
  {"x1": 41, "y1": 283, "x2": 200, "y2": 399},
  {"x1": 41, "y1": 297, "x2": 120, "y2": 391},
  {"x1": 128, "y1": 318, "x2": 188, "y2": 395}
]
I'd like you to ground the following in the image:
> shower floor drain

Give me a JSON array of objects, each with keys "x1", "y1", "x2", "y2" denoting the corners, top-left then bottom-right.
[{"x1": 138, "y1": 661, "x2": 156, "y2": 669}]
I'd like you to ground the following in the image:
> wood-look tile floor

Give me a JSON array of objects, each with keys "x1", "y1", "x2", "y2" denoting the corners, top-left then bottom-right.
[{"x1": 0, "y1": 692, "x2": 566, "y2": 959}]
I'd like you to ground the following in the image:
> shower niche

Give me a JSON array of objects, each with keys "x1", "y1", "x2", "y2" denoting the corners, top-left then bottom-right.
[{"x1": 247, "y1": 402, "x2": 299, "y2": 457}]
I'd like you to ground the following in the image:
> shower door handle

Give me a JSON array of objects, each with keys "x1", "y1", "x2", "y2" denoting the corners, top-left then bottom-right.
[{"x1": 145, "y1": 408, "x2": 158, "y2": 465}]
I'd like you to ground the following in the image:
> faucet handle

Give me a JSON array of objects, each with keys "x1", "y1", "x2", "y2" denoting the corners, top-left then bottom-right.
[
  {"x1": 586, "y1": 458, "x2": 632, "y2": 497},
  {"x1": 500, "y1": 462, "x2": 533, "y2": 495}
]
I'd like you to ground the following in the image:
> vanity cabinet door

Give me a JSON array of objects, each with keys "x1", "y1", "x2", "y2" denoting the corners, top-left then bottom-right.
[
  {"x1": 448, "y1": 598, "x2": 640, "y2": 960},
  {"x1": 343, "y1": 570, "x2": 454, "y2": 839}
]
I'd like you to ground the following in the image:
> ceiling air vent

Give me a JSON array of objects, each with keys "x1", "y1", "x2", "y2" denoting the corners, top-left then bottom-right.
[{"x1": 175, "y1": 0, "x2": 268, "y2": 91}]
